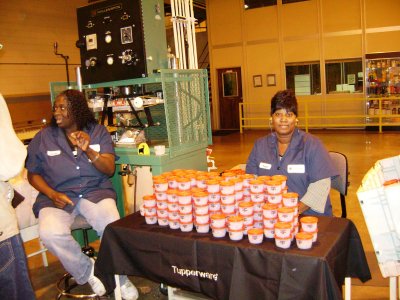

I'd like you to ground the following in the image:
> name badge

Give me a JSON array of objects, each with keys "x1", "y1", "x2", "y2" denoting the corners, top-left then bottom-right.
[
  {"x1": 287, "y1": 164, "x2": 305, "y2": 173},
  {"x1": 259, "y1": 162, "x2": 271, "y2": 170},
  {"x1": 47, "y1": 150, "x2": 61, "y2": 156},
  {"x1": 89, "y1": 144, "x2": 101, "y2": 152}
]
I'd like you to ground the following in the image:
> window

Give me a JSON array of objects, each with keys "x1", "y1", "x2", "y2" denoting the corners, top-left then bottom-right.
[
  {"x1": 285, "y1": 63, "x2": 321, "y2": 95},
  {"x1": 325, "y1": 60, "x2": 363, "y2": 94},
  {"x1": 244, "y1": 0, "x2": 277, "y2": 10}
]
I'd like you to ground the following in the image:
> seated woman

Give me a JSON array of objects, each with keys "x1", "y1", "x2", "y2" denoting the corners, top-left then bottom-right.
[
  {"x1": 246, "y1": 89, "x2": 338, "y2": 216},
  {"x1": 25, "y1": 89, "x2": 138, "y2": 299}
]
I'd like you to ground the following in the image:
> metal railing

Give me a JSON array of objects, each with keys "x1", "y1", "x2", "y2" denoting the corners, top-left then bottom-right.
[{"x1": 239, "y1": 96, "x2": 400, "y2": 133}]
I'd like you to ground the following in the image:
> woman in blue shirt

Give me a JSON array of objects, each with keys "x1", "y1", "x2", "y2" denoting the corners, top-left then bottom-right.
[
  {"x1": 246, "y1": 90, "x2": 338, "y2": 216},
  {"x1": 26, "y1": 90, "x2": 138, "y2": 299}
]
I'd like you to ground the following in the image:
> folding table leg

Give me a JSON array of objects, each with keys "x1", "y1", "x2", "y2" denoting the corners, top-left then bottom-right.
[
  {"x1": 344, "y1": 277, "x2": 351, "y2": 300},
  {"x1": 114, "y1": 274, "x2": 122, "y2": 300},
  {"x1": 389, "y1": 276, "x2": 397, "y2": 300}
]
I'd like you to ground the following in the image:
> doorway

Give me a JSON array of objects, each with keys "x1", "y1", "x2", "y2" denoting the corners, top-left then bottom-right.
[{"x1": 217, "y1": 67, "x2": 242, "y2": 129}]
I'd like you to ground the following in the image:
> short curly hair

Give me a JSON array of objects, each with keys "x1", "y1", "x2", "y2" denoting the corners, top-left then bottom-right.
[
  {"x1": 271, "y1": 89, "x2": 298, "y2": 116},
  {"x1": 51, "y1": 89, "x2": 97, "y2": 130}
]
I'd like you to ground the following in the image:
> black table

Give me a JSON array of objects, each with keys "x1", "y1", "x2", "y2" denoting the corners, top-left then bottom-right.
[{"x1": 95, "y1": 212, "x2": 371, "y2": 300}]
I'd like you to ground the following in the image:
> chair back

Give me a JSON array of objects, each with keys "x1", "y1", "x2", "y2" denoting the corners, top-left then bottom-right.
[{"x1": 329, "y1": 151, "x2": 349, "y2": 218}]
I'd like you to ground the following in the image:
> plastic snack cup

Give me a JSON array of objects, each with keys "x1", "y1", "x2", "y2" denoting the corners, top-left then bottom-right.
[
  {"x1": 227, "y1": 215, "x2": 244, "y2": 231},
  {"x1": 300, "y1": 216, "x2": 318, "y2": 233},
  {"x1": 221, "y1": 193, "x2": 235, "y2": 205},
  {"x1": 177, "y1": 190, "x2": 192, "y2": 205},
  {"x1": 167, "y1": 201, "x2": 179, "y2": 212},
  {"x1": 282, "y1": 192, "x2": 299, "y2": 207},
  {"x1": 242, "y1": 215, "x2": 254, "y2": 226},
  {"x1": 221, "y1": 204, "x2": 236, "y2": 215},
  {"x1": 168, "y1": 209, "x2": 179, "y2": 220},
  {"x1": 158, "y1": 217, "x2": 169, "y2": 226},
  {"x1": 206, "y1": 179, "x2": 220, "y2": 193},
  {"x1": 178, "y1": 203, "x2": 193, "y2": 214},
  {"x1": 271, "y1": 175, "x2": 287, "y2": 189},
  {"x1": 220, "y1": 180, "x2": 235, "y2": 195},
  {"x1": 144, "y1": 205, "x2": 156, "y2": 216},
  {"x1": 264, "y1": 227, "x2": 275, "y2": 239},
  {"x1": 166, "y1": 189, "x2": 178, "y2": 203},
  {"x1": 241, "y1": 174, "x2": 255, "y2": 187},
  {"x1": 232, "y1": 177, "x2": 243, "y2": 191},
  {"x1": 143, "y1": 195, "x2": 156, "y2": 207},
  {"x1": 156, "y1": 200, "x2": 168, "y2": 210},
  {"x1": 144, "y1": 212, "x2": 157, "y2": 225},
  {"x1": 211, "y1": 225, "x2": 226, "y2": 238},
  {"x1": 154, "y1": 191, "x2": 167, "y2": 201},
  {"x1": 194, "y1": 212, "x2": 209, "y2": 224},
  {"x1": 196, "y1": 175, "x2": 208, "y2": 189},
  {"x1": 210, "y1": 213, "x2": 226, "y2": 228},
  {"x1": 249, "y1": 179, "x2": 264, "y2": 193},
  {"x1": 267, "y1": 193, "x2": 282, "y2": 205},
  {"x1": 274, "y1": 221, "x2": 292, "y2": 239},
  {"x1": 167, "y1": 176, "x2": 179, "y2": 189},
  {"x1": 265, "y1": 180, "x2": 282, "y2": 195},
  {"x1": 156, "y1": 209, "x2": 168, "y2": 219},
  {"x1": 193, "y1": 191, "x2": 209, "y2": 206},
  {"x1": 177, "y1": 177, "x2": 191, "y2": 191},
  {"x1": 275, "y1": 235, "x2": 291, "y2": 249},
  {"x1": 229, "y1": 228, "x2": 244, "y2": 241},
  {"x1": 247, "y1": 228, "x2": 264, "y2": 244},
  {"x1": 238, "y1": 201, "x2": 254, "y2": 216},
  {"x1": 194, "y1": 203, "x2": 209, "y2": 215},
  {"x1": 209, "y1": 202, "x2": 221, "y2": 212},
  {"x1": 195, "y1": 221, "x2": 210, "y2": 233},
  {"x1": 179, "y1": 212, "x2": 193, "y2": 223},
  {"x1": 253, "y1": 211, "x2": 263, "y2": 222},
  {"x1": 277, "y1": 206, "x2": 295, "y2": 223},
  {"x1": 208, "y1": 192, "x2": 221, "y2": 203},
  {"x1": 180, "y1": 220, "x2": 194, "y2": 232},
  {"x1": 153, "y1": 178, "x2": 169, "y2": 192},
  {"x1": 235, "y1": 190, "x2": 244, "y2": 201},
  {"x1": 263, "y1": 217, "x2": 277, "y2": 229},
  {"x1": 262, "y1": 203, "x2": 279, "y2": 219},
  {"x1": 250, "y1": 191, "x2": 265, "y2": 203},
  {"x1": 296, "y1": 232, "x2": 313, "y2": 250},
  {"x1": 168, "y1": 218, "x2": 180, "y2": 229}
]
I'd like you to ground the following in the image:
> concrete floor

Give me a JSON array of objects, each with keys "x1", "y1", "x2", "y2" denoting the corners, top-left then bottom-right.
[{"x1": 25, "y1": 129, "x2": 400, "y2": 299}]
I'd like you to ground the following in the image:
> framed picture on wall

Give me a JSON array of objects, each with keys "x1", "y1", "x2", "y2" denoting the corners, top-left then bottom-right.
[
  {"x1": 253, "y1": 75, "x2": 262, "y2": 87},
  {"x1": 267, "y1": 74, "x2": 276, "y2": 86}
]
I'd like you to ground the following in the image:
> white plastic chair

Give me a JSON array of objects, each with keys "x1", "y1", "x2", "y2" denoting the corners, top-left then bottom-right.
[{"x1": 20, "y1": 224, "x2": 48, "y2": 267}]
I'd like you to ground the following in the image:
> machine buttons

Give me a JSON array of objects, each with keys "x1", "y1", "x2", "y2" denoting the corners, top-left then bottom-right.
[
  {"x1": 85, "y1": 57, "x2": 98, "y2": 68},
  {"x1": 105, "y1": 33, "x2": 112, "y2": 44},
  {"x1": 86, "y1": 34, "x2": 97, "y2": 50},
  {"x1": 107, "y1": 56, "x2": 114, "y2": 65}
]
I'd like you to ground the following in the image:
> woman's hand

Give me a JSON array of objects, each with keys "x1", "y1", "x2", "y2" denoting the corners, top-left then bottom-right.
[
  {"x1": 49, "y1": 191, "x2": 74, "y2": 208},
  {"x1": 70, "y1": 131, "x2": 90, "y2": 152}
]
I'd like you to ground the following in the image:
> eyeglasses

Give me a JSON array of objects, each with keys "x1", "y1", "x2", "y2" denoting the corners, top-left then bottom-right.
[
  {"x1": 52, "y1": 105, "x2": 67, "y2": 112},
  {"x1": 272, "y1": 111, "x2": 295, "y2": 119}
]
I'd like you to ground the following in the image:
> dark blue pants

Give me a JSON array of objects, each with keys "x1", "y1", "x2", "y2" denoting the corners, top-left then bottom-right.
[{"x1": 0, "y1": 234, "x2": 35, "y2": 300}]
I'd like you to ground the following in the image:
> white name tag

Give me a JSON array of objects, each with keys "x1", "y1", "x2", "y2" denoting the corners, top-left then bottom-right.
[
  {"x1": 259, "y1": 162, "x2": 271, "y2": 170},
  {"x1": 287, "y1": 164, "x2": 305, "y2": 173},
  {"x1": 47, "y1": 150, "x2": 61, "y2": 156},
  {"x1": 89, "y1": 144, "x2": 101, "y2": 152}
]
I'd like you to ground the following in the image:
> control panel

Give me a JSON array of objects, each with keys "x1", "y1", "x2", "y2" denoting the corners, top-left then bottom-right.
[{"x1": 76, "y1": 0, "x2": 167, "y2": 84}]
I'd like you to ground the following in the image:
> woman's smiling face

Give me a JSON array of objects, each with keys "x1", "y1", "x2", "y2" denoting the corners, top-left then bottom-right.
[
  {"x1": 52, "y1": 95, "x2": 75, "y2": 130},
  {"x1": 271, "y1": 109, "x2": 297, "y2": 136}
]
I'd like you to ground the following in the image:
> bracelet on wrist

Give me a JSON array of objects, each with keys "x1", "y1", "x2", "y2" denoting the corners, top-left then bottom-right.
[{"x1": 91, "y1": 152, "x2": 100, "y2": 163}]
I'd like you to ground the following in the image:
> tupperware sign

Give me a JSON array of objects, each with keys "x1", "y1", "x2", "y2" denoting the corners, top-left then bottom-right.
[{"x1": 172, "y1": 265, "x2": 219, "y2": 281}]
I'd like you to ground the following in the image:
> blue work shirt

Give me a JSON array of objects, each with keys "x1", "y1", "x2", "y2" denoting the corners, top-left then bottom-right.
[
  {"x1": 26, "y1": 124, "x2": 116, "y2": 217},
  {"x1": 246, "y1": 129, "x2": 338, "y2": 216}
]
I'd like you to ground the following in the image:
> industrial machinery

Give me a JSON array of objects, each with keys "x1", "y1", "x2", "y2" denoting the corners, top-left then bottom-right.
[{"x1": 76, "y1": 0, "x2": 168, "y2": 84}]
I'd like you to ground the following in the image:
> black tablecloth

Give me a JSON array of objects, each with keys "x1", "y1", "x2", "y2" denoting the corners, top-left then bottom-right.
[{"x1": 95, "y1": 212, "x2": 371, "y2": 300}]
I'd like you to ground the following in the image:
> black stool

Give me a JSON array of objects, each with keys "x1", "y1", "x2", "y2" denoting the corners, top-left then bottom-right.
[{"x1": 56, "y1": 215, "x2": 99, "y2": 300}]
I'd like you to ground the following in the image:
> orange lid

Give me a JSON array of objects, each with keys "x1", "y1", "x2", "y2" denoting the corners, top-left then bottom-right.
[
  {"x1": 295, "y1": 232, "x2": 313, "y2": 240},
  {"x1": 153, "y1": 178, "x2": 167, "y2": 184},
  {"x1": 206, "y1": 179, "x2": 219, "y2": 185},
  {"x1": 167, "y1": 175, "x2": 179, "y2": 181},
  {"x1": 221, "y1": 172, "x2": 236, "y2": 178},
  {"x1": 274, "y1": 222, "x2": 292, "y2": 229},
  {"x1": 177, "y1": 190, "x2": 191, "y2": 196},
  {"x1": 282, "y1": 192, "x2": 299, "y2": 198},
  {"x1": 166, "y1": 189, "x2": 178, "y2": 195},
  {"x1": 241, "y1": 174, "x2": 255, "y2": 179},
  {"x1": 228, "y1": 215, "x2": 244, "y2": 222},
  {"x1": 231, "y1": 177, "x2": 242, "y2": 183},
  {"x1": 193, "y1": 191, "x2": 209, "y2": 197},
  {"x1": 238, "y1": 201, "x2": 254, "y2": 207},
  {"x1": 220, "y1": 180, "x2": 235, "y2": 186},
  {"x1": 257, "y1": 175, "x2": 271, "y2": 182},
  {"x1": 196, "y1": 175, "x2": 209, "y2": 181},
  {"x1": 152, "y1": 175, "x2": 166, "y2": 181},
  {"x1": 247, "y1": 228, "x2": 263, "y2": 235},
  {"x1": 249, "y1": 179, "x2": 263, "y2": 185},
  {"x1": 265, "y1": 180, "x2": 281, "y2": 186},
  {"x1": 143, "y1": 195, "x2": 156, "y2": 200},
  {"x1": 262, "y1": 203, "x2": 278, "y2": 210},
  {"x1": 277, "y1": 206, "x2": 294, "y2": 213},
  {"x1": 272, "y1": 175, "x2": 287, "y2": 181},
  {"x1": 207, "y1": 171, "x2": 220, "y2": 177},
  {"x1": 210, "y1": 213, "x2": 226, "y2": 220},
  {"x1": 300, "y1": 216, "x2": 318, "y2": 224},
  {"x1": 229, "y1": 227, "x2": 244, "y2": 232},
  {"x1": 384, "y1": 179, "x2": 399, "y2": 186}
]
